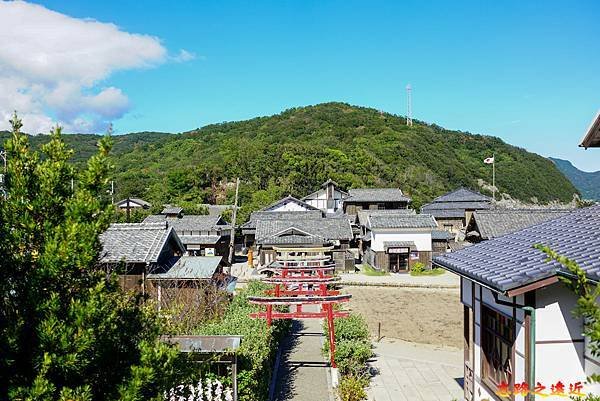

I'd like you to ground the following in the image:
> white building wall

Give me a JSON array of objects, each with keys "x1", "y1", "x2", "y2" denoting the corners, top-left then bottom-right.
[
  {"x1": 268, "y1": 202, "x2": 311, "y2": 212},
  {"x1": 304, "y1": 188, "x2": 345, "y2": 213},
  {"x1": 468, "y1": 281, "x2": 598, "y2": 400},
  {"x1": 371, "y1": 229, "x2": 432, "y2": 252}
]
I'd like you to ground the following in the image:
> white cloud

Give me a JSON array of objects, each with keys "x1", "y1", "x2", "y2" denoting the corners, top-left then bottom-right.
[
  {"x1": 0, "y1": 1, "x2": 191, "y2": 134},
  {"x1": 173, "y1": 49, "x2": 197, "y2": 63}
]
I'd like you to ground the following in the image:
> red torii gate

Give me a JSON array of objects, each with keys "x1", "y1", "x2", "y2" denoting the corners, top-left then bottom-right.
[{"x1": 248, "y1": 246, "x2": 351, "y2": 367}]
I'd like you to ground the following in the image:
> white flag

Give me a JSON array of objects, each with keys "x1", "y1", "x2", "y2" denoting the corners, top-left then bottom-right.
[{"x1": 483, "y1": 157, "x2": 494, "y2": 164}]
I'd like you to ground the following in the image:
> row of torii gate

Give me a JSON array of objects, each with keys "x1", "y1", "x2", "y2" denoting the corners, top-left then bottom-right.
[{"x1": 247, "y1": 245, "x2": 351, "y2": 367}]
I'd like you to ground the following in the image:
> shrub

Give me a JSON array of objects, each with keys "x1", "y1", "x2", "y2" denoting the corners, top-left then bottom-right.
[
  {"x1": 411, "y1": 262, "x2": 426, "y2": 274},
  {"x1": 196, "y1": 281, "x2": 290, "y2": 401},
  {"x1": 337, "y1": 375, "x2": 368, "y2": 401},
  {"x1": 335, "y1": 340, "x2": 373, "y2": 376}
]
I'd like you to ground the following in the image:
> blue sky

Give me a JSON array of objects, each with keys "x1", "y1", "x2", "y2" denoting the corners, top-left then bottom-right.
[{"x1": 4, "y1": 1, "x2": 600, "y2": 171}]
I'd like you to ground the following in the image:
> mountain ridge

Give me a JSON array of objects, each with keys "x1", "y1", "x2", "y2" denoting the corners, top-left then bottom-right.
[
  {"x1": 550, "y1": 157, "x2": 600, "y2": 200},
  {"x1": 1, "y1": 103, "x2": 579, "y2": 220}
]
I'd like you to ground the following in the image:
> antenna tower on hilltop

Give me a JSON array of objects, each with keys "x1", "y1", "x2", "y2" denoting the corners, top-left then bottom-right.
[{"x1": 406, "y1": 84, "x2": 413, "y2": 126}]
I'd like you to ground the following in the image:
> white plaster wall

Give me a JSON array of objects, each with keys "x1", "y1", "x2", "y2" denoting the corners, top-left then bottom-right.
[
  {"x1": 304, "y1": 189, "x2": 344, "y2": 212},
  {"x1": 268, "y1": 202, "x2": 311, "y2": 212},
  {"x1": 481, "y1": 287, "x2": 513, "y2": 317},
  {"x1": 371, "y1": 230, "x2": 432, "y2": 252}
]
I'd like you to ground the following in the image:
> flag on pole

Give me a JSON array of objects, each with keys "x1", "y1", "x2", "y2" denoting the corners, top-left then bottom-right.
[{"x1": 483, "y1": 156, "x2": 495, "y2": 164}]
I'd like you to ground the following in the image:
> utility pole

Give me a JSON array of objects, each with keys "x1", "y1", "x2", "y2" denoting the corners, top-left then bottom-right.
[
  {"x1": 492, "y1": 153, "x2": 496, "y2": 202},
  {"x1": 111, "y1": 180, "x2": 115, "y2": 204},
  {"x1": 0, "y1": 150, "x2": 6, "y2": 199},
  {"x1": 126, "y1": 197, "x2": 131, "y2": 223},
  {"x1": 227, "y1": 178, "x2": 240, "y2": 270},
  {"x1": 406, "y1": 84, "x2": 413, "y2": 126}
]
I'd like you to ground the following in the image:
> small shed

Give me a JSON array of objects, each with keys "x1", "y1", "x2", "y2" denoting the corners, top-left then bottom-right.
[{"x1": 162, "y1": 335, "x2": 242, "y2": 401}]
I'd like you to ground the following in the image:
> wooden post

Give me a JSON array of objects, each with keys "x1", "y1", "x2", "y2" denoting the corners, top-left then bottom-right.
[
  {"x1": 126, "y1": 197, "x2": 131, "y2": 223},
  {"x1": 157, "y1": 282, "x2": 162, "y2": 311},
  {"x1": 227, "y1": 178, "x2": 240, "y2": 269},
  {"x1": 326, "y1": 303, "x2": 336, "y2": 367}
]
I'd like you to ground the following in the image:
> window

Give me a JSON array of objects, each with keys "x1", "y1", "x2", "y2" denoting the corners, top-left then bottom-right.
[{"x1": 481, "y1": 305, "x2": 514, "y2": 396}]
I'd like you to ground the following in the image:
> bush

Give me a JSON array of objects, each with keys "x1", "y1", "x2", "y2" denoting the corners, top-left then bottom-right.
[
  {"x1": 335, "y1": 340, "x2": 373, "y2": 376},
  {"x1": 411, "y1": 262, "x2": 426, "y2": 274},
  {"x1": 196, "y1": 281, "x2": 290, "y2": 401},
  {"x1": 338, "y1": 375, "x2": 368, "y2": 401}
]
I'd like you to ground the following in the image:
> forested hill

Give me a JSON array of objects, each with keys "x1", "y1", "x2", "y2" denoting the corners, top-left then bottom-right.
[
  {"x1": 550, "y1": 157, "x2": 600, "y2": 200},
  {"x1": 1, "y1": 103, "x2": 578, "y2": 221}
]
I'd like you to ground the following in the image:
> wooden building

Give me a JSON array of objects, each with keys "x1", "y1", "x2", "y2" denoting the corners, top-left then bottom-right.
[
  {"x1": 359, "y1": 210, "x2": 437, "y2": 272},
  {"x1": 254, "y1": 215, "x2": 354, "y2": 272},
  {"x1": 99, "y1": 222, "x2": 185, "y2": 292},
  {"x1": 144, "y1": 213, "x2": 232, "y2": 260},
  {"x1": 434, "y1": 205, "x2": 600, "y2": 401},
  {"x1": 465, "y1": 208, "x2": 572, "y2": 243},
  {"x1": 421, "y1": 188, "x2": 491, "y2": 236},
  {"x1": 115, "y1": 198, "x2": 151, "y2": 210},
  {"x1": 241, "y1": 210, "x2": 324, "y2": 249},
  {"x1": 301, "y1": 179, "x2": 349, "y2": 214},
  {"x1": 343, "y1": 188, "x2": 411, "y2": 215}
]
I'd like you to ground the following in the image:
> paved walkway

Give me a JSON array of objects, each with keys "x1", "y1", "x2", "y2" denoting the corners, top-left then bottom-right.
[
  {"x1": 367, "y1": 339, "x2": 464, "y2": 401},
  {"x1": 273, "y1": 308, "x2": 334, "y2": 401}
]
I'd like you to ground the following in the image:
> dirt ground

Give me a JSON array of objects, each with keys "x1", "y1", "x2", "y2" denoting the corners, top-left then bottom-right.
[{"x1": 345, "y1": 286, "x2": 463, "y2": 349}]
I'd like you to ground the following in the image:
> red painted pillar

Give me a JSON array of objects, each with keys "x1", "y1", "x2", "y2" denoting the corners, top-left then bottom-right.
[
  {"x1": 326, "y1": 303, "x2": 337, "y2": 367},
  {"x1": 266, "y1": 304, "x2": 272, "y2": 327}
]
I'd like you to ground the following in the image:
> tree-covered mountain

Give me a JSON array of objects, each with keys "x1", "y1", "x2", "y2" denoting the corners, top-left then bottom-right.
[
  {"x1": 550, "y1": 157, "x2": 600, "y2": 200},
  {"x1": 1, "y1": 103, "x2": 578, "y2": 222}
]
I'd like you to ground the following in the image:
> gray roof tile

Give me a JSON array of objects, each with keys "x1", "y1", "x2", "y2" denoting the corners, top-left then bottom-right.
[
  {"x1": 430, "y1": 187, "x2": 491, "y2": 203},
  {"x1": 144, "y1": 214, "x2": 231, "y2": 233},
  {"x1": 99, "y1": 223, "x2": 183, "y2": 264},
  {"x1": 434, "y1": 205, "x2": 600, "y2": 293},
  {"x1": 472, "y1": 209, "x2": 573, "y2": 240},
  {"x1": 255, "y1": 218, "x2": 353, "y2": 244},
  {"x1": 346, "y1": 188, "x2": 411, "y2": 203},
  {"x1": 147, "y1": 256, "x2": 222, "y2": 280},
  {"x1": 367, "y1": 213, "x2": 437, "y2": 229}
]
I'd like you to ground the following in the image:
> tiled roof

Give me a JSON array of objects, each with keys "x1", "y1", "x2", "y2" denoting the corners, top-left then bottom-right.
[
  {"x1": 422, "y1": 208, "x2": 466, "y2": 219},
  {"x1": 357, "y1": 208, "x2": 416, "y2": 226},
  {"x1": 144, "y1": 214, "x2": 231, "y2": 232},
  {"x1": 430, "y1": 188, "x2": 491, "y2": 203},
  {"x1": 255, "y1": 218, "x2": 353, "y2": 244},
  {"x1": 115, "y1": 198, "x2": 151, "y2": 208},
  {"x1": 434, "y1": 204, "x2": 600, "y2": 293},
  {"x1": 384, "y1": 241, "x2": 416, "y2": 249},
  {"x1": 241, "y1": 210, "x2": 324, "y2": 230},
  {"x1": 261, "y1": 195, "x2": 321, "y2": 212},
  {"x1": 472, "y1": 209, "x2": 573, "y2": 240},
  {"x1": 99, "y1": 223, "x2": 183, "y2": 264},
  {"x1": 179, "y1": 235, "x2": 222, "y2": 245},
  {"x1": 161, "y1": 206, "x2": 184, "y2": 215},
  {"x1": 580, "y1": 110, "x2": 600, "y2": 148},
  {"x1": 260, "y1": 233, "x2": 326, "y2": 245},
  {"x1": 367, "y1": 213, "x2": 437, "y2": 229},
  {"x1": 432, "y1": 230, "x2": 454, "y2": 240},
  {"x1": 346, "y1": 188, "x2": 411, "y2": 203},
  {"x1": 147, "y1": 256, "x2": 222, "y2": 280}
]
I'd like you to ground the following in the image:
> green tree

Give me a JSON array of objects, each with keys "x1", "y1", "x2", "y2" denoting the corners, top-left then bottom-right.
[{"x1": 0, "y1": 114, "x2": 189, "y2": 400}]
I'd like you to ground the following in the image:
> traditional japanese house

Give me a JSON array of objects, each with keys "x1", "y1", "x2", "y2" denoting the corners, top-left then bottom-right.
[
  {"x1": 254, "y1": 216, "x2": 354, "y2": 271},
  {"x1": 261, "y1": 195, "x2": 322, "y2": 212},
  {"x1": 99, "y1": 222, "x2": 185, "y2": 292},
  {"x1": 466, "y1": 209, "x2": 572, "y2": 243},
  {"x1": 342, "y1": 188, "x2": 411, "y2": 215},
  {"x1": 144, "y1": 213, "x2": 232, "y2": 259},
  {"x1": 580, "y1": 110, "x2": 600, "y2": 148},
  {"x1": 161, "y1": 205, "x2": 184, "y2": 218},
  {"x1": 434, "y1": 205, "x2": 600, "y2": 401},
  {"x1": 431, "y1": 230, "x2": 454, "y2": 257},
  {"x1": 301, "y1": 179, "x2": 349, "y2": 214},
  {"x1": 115, "y1": 197, "x2": 151, "y2": 210},
  {"x1": 360, "y1": 210, "x2": 437, "y2": 272},
  {"x1": 421, "y1": 187, "x2": 491, "y2": 235},
  {"x1": 241, "y1": 210, "x2": 324, "y2": 249}
]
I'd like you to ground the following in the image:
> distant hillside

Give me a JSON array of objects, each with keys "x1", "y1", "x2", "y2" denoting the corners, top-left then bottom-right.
[
  {"x1": 550, "y1": 157, "x2": 600, "y2": 200},
  {"x1": 1, "y1": 103, "x2": 578, "y2": 222},
  {"x1": 0, "y1": 131, "x2": 171, "y2": 165}
]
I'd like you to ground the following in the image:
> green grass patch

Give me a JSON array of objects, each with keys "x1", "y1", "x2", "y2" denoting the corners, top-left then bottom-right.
[
  {"x1": 410, "y1": 267, "x2": 446, "y2": 277},
  {"x1": 360, "y1": 264, "x2": 388, "y2": 276}
]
